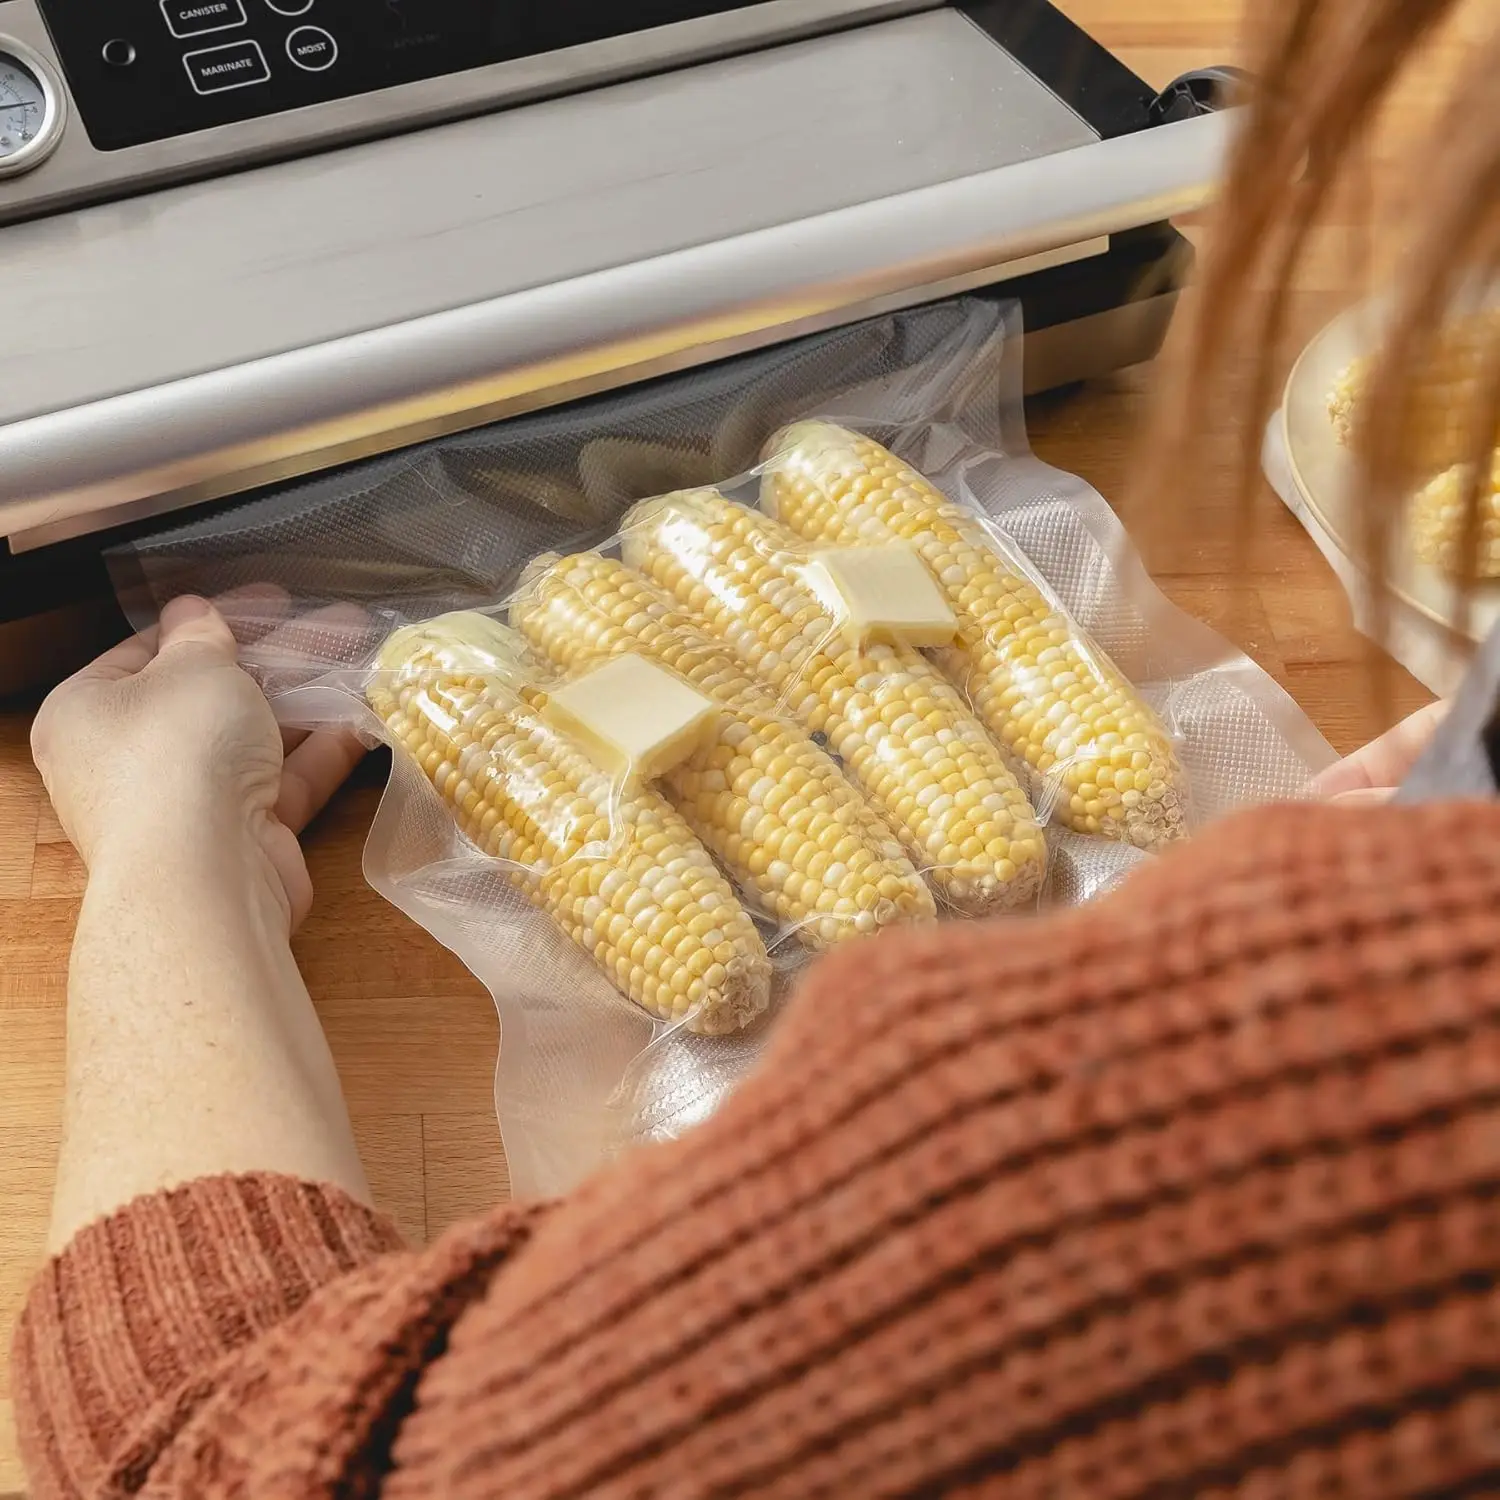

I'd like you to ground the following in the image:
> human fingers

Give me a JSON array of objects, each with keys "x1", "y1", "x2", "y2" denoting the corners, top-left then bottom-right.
[
  {"x1": 208, "y1": 582, "x2": 293, "y2": 647},
  {"x1": 262, "y1": 818, "x2": 316, "y2": 931},
  {"x1": 54, "y1": 584, "x2": 285, "y2": 695},
  {"x1": 1311, "y1": 699, "x2": 1448, "y2": 798},
  {"x1": 255, "y1": 599, "x2": 375, "y2": 673},
  {"x1": 249, "y1": 600, "x2": 374, "y2": 758},
  {"x1": 152, "y1": 595, "x2": 240, "y2": 663},
  {"x1": 275, "y1": 728, "x2": 369, "y2": 834},
  {"x1": 1327, "y1": 786, "x2": 1397, "y2": 809}
]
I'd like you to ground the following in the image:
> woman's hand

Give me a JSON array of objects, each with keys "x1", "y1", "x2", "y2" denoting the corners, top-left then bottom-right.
[
  {"x1": 36, "y1": 592, "x2": 376, "y2": 1241},
  {"x1": 31, "y1": 593, "x2": 367, "y2": 931},
  {"x1": 1311, "y1": 698, "x2": 1448, "y2": 807}
]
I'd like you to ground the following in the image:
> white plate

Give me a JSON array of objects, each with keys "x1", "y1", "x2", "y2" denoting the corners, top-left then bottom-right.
[{"x1": 1280, "y1": 298, "x2": 1500, "y2": 646}]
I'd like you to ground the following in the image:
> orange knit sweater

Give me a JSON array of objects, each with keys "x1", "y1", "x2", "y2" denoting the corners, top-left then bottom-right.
[{"x1": 15, "y1": 802, "x2": 1500, "y2": 1498}]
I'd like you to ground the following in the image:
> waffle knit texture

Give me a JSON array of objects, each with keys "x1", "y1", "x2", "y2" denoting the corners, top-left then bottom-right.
[{"x1": 15, "y1": 801, "x2": 1500, "y2": 1498}]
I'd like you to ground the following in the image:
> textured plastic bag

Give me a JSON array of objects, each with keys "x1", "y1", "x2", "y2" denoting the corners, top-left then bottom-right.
[{"x1": 111, "y1": 297, "x2": 1336, "y2": 1197}]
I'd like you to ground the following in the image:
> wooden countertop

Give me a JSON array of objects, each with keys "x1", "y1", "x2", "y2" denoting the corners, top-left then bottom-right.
[{"x1": 0, "y1": 1, "x2": 1461, "y2": 1489}]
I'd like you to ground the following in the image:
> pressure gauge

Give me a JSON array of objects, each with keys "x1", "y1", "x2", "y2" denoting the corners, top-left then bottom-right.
[{"x1": 0, "y1": 39, "x2": 65, "y2": 179}]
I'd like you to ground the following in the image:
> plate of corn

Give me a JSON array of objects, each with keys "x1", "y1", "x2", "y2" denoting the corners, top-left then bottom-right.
[{"x1": 1282, "y1": 298, "x2": 1500, "y2": 643}]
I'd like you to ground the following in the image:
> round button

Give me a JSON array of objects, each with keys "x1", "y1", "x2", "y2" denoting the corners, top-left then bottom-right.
[
  {"x1": 265, "y1": 0, "x2": 313, "y2": 13},
  {"x1": 285, "y1": 25, "x2": 336, "y2": 70},
  {"x1": 101, "y1": 37, "x2": 137, "y2": 67}
]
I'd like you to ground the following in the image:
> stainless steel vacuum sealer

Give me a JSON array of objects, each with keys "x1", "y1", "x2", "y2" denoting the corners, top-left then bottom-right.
[{"x1": 0, "y1": 0, "x2": 1233, "y2": 688}]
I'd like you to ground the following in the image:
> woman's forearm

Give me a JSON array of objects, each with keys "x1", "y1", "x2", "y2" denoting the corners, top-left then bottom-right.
[{"x1": 49, "y1": 801, "x2": 368, "y2": 1252}]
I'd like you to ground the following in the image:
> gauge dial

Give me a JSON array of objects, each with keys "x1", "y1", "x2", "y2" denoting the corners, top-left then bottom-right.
[
  {"x1": 0, "y1": 42, "x2": 63, "y2": 178},
  {"x1": 0, "y1": 56, "x2": 45, "y2": 158}
]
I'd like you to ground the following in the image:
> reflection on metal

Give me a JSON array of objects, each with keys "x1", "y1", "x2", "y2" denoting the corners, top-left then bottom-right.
[
  {"x1": 5, "y1": 237, "x2": 1121, "y2": 551},
  {"x1": 2, "y1": 106, "x2": 1226, "y2": 545}
]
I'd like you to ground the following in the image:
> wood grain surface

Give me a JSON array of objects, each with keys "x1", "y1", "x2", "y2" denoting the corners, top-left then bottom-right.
[{"x1": 0, "y1": 0, "x2": 1472, "y2": 1489}]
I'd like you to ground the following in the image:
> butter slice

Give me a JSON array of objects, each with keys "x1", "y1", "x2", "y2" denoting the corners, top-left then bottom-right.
[
  {"x1": 804, "y1": 545, "x2": 958, "y2": 648},
  {"x1": 544, "y1": 654, "x2": 720, "y2": 780}
]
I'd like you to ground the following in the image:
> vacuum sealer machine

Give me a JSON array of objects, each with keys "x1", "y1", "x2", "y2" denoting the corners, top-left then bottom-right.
[{"x1": 0, "y1": 0, "x2": 1233, "y2": 688}]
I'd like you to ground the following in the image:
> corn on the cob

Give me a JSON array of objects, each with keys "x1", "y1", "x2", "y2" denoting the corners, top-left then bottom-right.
[
  {"x1": 1328, "y1": 307, "x2": 1500, "y2": 475},
  {"x1": 368, "y1": 611, "x2": 771, "y2": 1034},
  {"x1": 761, "y1": 423, "x2": 1186, "y2": 850},
  {"x1": 511, "y1": 552, "x2": 935, "y2": 945},
  {"x1": 1408, "y1": 450, "x2": 1500, "y2": 576},
  {"x1": 620, "y1": 491, "x2": 1047, "y2": 916}
]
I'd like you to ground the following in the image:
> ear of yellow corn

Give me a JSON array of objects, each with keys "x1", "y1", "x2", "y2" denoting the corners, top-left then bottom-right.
[
  {"x1": 760, "y1": 423, "x2": 1186, "y2": 851},
  {"x1": 368, "y1": 610, "x2": 771, "y2": 1035},
  {"x1": 1408, "y1": 450, "x2": 1500, "y2": 577},
  {"x1": 619, "y1": 492, "x2": 1047, "y2": 916},
  {"x1": 509, "y1": 552, "x2": 935, "y2": 946},
  {"x1": 1328, "y1": 307, "x2": 1500, "y2": 475}
]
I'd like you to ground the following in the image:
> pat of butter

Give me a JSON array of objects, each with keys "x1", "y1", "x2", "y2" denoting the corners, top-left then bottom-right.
[
  {"x1": 804, "y1": 545, "x2": 957, "y2": 648},
  {"x1": 544, "y1": 654, "x2": 720, "y2": 780}
]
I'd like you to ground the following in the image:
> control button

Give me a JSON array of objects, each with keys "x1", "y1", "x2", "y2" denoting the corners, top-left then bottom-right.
[
  {"x1": 285, "y1": 26, "x2": 336, "y2": 71},
  {"x1": 102, "y1": 38, "x2": 138, "y2": 67},
  {"x1": 264, "y1": 0, "x2": 313, "y2": 13},
  {"x1": 182, "y1": 38, "x2": 269, "y2": 93},
  {"x1": 160, "y1": 0, "x2": 246, "y2": 39}
]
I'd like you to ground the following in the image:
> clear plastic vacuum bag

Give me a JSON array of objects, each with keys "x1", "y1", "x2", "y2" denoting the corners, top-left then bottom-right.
[{"x1": 111, "y1": 297, "x2": 1336, "y2": 1198}]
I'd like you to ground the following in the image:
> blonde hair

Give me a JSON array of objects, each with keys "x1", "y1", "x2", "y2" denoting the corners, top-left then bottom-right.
[{"x1": 1157, "y1": 0, "x2": 1500, "y2": 615}]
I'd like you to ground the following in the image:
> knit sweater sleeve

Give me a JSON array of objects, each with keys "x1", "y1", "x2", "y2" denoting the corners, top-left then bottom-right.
[
  {"x1": 11, "y1": 1168, "x2": 553, "y2": 1499},
  {"x1": 16, "y1": 801, "x2": 1500, "y2": 1499}
]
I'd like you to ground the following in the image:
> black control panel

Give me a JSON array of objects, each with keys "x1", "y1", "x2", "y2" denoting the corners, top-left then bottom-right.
[{"x1": 36, "y1": 0, "x2": 767, "y2": 151}]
